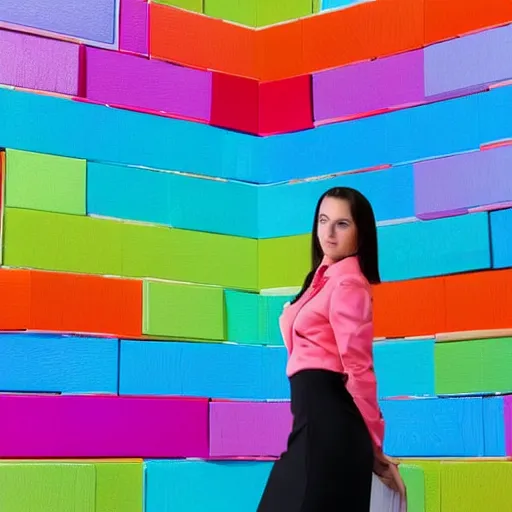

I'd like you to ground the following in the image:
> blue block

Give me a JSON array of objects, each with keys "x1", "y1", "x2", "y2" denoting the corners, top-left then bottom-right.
[
  {"x1": 483, "y1": 396, "x2": 506, "y2": 456},
  {"x1": 119, "y1": 340, "x2": 289, "y2": 400},
  {"x1": 378, "y1": 212, "x2": 491, "y2": 281},
  {"x1": 258, "y1": 164, "x2": 414, "y2": 238},
  {"x1": 380, "y1": 397, "x2": 484, "y2": 457},
  {"x1": 145, "y1": 460, "x2": 273, "y2": 512},
  {"x1": 477, "y1": 84, "x2": 512, "y2": 145},
  {"x1": 0, "y1": 333, "x2": 118, "y2": 394},
  {"x1": 321, "y1": 0, "x2": 374, "y2": 10},
  {"x1": 490, "y1": 208, "x2": 512, "y2": 268},
  {"x1": 373, "y1": 339, "x2": 435, "y2": 398}
]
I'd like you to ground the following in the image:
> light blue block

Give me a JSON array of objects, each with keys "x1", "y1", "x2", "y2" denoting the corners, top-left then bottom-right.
[
  {"x1": 258, "y1": 164, "x2": 415, "y2": 238},
  {"x1": 482, "y1": 396, "x2": 506, "y2": 456},
  {"x1": 381, "y1": 397, "x2": 484, "y2": 457},
  {"x1": 477, "y1": 84, "x2": 512, "y2": 146},
  {"x1": 119, "y1": 340, "x2": 289, "y2": 400},
  {"x1": 321, "y1": 0, "x2": 374, "y2": 10},
  {"x1": 373, "y1": 339, "x2": 435, "y2": 398},
  {"x1": 378, "y1": 212, "x2": 491, "y2": 281},
  {"x1": 145, "y1": 460, "x2": 273, "y2": 512},
  {"x1": 0, "y1": 333, "x2": 118, "y2": 394},
  {"x1": 490, "y1": 208, "x2": 512, "y2": 268}
]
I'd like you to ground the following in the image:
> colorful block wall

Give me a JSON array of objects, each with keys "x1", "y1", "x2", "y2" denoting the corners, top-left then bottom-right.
[{"x1": 1, "y1": 0, "x2": 512, "y2": 510}]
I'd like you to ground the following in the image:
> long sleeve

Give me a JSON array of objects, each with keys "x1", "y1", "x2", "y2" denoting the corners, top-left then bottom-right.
[{"x1": 329, "y1": 279, "x2": 385, "y2": 449}]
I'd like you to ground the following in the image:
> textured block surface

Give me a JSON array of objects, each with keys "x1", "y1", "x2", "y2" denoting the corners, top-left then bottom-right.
[
  {"x1": 119, "y1": 0, "x2": 148, "y2": 54},
  {"x1": 490, "y1": 208, "x2": 512, "y2": 269},
  {"x1": 224, "y1": 290, "x2": 260, "y2": 344}
]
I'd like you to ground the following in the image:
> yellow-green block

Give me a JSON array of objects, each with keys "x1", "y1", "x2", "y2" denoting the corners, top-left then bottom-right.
[
  {"x1": 399, "y1": 464, "x2": 425, "y2": 512},
  {"x1": 5, "y1": 149, "x2": 86, "y2": 215},
  {"x1": 441, "y1": 461, "x2": 512, "y2": 512},
  {"x1": 95, "y1": 462, "x2": 143, "y2": 512},
  {"x1": 258, "y1": 235, "x2": 310, "y2": 289},
  {"x1": 152, "y1": 0, "x2": 203, "y2": 12},
  {"x1": 400, "y1": 460, "x2": 441, "y2": 512},
  {"x1": 144, "y1": 280, "x2": 225, "y2": 340},
  {"x1": 0, "y1": 463, "x2": 95, "y2": 512}
]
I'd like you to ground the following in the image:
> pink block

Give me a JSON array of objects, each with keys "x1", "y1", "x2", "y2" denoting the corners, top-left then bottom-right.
[
  {"x1": 312, "y1": 49, "x2": 425, "y2": 122},
  {"x1": 0, "y1": 29, "x2": 79, "y2": 95},
  {"x1": 85, "y1": 46, "x2": 212, "y2": 121},
  {"x1": 0, "y1": 394, "x2": 209, "y2": 458},
  {"x1": 505, "y1": 396, "x2": 512, "y2": 456},
  {"x1": 120, "y1": 0, "x2": 148, "y2": 55},
  {"x1": 209, "y1": 401, "x2": 292, "y2": 457}
]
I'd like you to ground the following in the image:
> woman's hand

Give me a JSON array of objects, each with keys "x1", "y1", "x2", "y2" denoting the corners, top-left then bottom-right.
[{"x1": 373, "y1": 449, "x2": 406, "y2": 501}]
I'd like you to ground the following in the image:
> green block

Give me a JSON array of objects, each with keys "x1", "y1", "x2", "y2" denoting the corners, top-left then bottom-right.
[
  {"x1": 95, "y1": 462, "x2": 143, "y2": 512},
  {"x1": 0, "y1": 463, "x2": 95, "y2": 512},
  {"x1": 5, "y1": 149, "x2": 86, "y2": 215},
  {"x1": 312, "y1": 0, "x2": 321, "y2": 12},
  {"x1": 258, "y1": 235, "x2": 310, "y2": 290},
  {"x1": 144, "y1": 280, "x2": 225, "y2": 340},
  {"x1": 225, "y1": 289, "x2": 260, "y2": 344},
  {"x1": 259, "y1": 294, "x2": 292, "y2": 345},
  {"x1": 441, "y1": 461, "x2": 512, "y2": 511},
  {"x1": 3, "y1": 208, "x2": 123, "y2": 275},
  {"x1": 435, "y1": 337, "x2": 512, "y2": 395},
  {"x1": 399, "y1": 464, "x2": 425, "y2": 512},
  {"x1": 152, "y1": 0, "x2": 203, "y2": 12},
  {"x1": 401, "y1": 460, "x2": 441, "y2": 512}
]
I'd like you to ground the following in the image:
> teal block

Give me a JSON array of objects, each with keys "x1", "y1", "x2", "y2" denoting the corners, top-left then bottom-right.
[
  {"x1": 490, "y1": 207, "x2": 512, "y2": 269},
  {"x1": 145, "y1": 460, "x2": 273, "y2": 511},
  {"x1": 225, "y1": 290, "x2": 260, "y2": 344},
  {"x1": 259, "y1": 295, "x2": 292, "y2": 345}
]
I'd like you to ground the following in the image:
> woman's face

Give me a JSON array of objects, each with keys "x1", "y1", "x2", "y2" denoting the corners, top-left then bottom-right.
[{"x1": 317, "y1": 196, "x2": 358, "y2": 263}]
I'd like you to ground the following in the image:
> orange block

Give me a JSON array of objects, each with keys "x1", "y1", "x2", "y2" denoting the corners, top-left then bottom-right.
[
  {"x1": 373, "y1": 276, "x2": 446, "y2": 339},
  {"x1": 0, "y1": 268, "x2": 142, "y2": 337},
  {"x1": 425, "y1": 0, "x2": 512, "y2": 44}
]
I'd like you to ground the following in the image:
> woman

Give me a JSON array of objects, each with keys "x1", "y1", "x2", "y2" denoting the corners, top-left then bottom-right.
[{"x1": 257, "y1": 187, "x2": 405, "y2": 511}]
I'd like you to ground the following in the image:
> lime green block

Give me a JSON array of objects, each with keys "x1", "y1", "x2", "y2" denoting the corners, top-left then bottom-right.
[
  {"x1": 3, "y1": 207, "x2": 123, "y2": 275},
  {"x1": 95, "y1": 462, "x2": 143, "y2": 512},
  {"x1": 5, "y1": 149, "x2": 86, "y2": 215},
  {"x1": 152, "y1": 0, "x2": 203, "y2": 12},
  {"x1": 0, "y1": 463, "x2": 95, "y2": 512},
  {"x1": 258, "y1": 235, "x2": 310, "y2": 290},
  {"x1": 400, "y1": 460, "x2": 440, "y2": 512},
  {"x1": 399, "y1": 464, "x2": 425, "y2": 512},
  {"x1": 144, "y1": 280, "x2": 225, "y2": 340},
  {"x1": 225, "y1": 289, "x2": 260, "y2": 344},
  {"x1": 312, "y1": 0, "x2": 321, "y2": 12},
  {"x1": 441, "y1": 461, "x2": 512, "y2": 511},
  {"x1": 435, "y1": 337, "x2": 512, "y2": 395},
  {"x1": 122, "y1": 222, "x2": 258, "y2": 290}
]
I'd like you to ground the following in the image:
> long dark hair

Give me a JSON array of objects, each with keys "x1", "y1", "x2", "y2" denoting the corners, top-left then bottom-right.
[{"x1": 291, "y1": 187, "x2": 381, "y2": 304}]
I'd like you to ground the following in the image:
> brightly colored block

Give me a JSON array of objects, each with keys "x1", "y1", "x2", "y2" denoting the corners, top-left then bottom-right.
[
  {"x1": 0, "y1": 333, "x2": 118, "y2": 394},
  {"x1": 483, "y1": 397, "x2": 506, "y2": 456},
  {"x1": 0, "y1": 394, "x2": 209, "y2": 458},
  {"x1": 145, "y1": 460, "x2": 272, "y2": 511},
  {"x1": 0, "y1": 463, "x2": 95, "y2": 512},
  {"x1": 152, "y1": 0, "x2": 203, "y2": 12},
  {"x1": 119, "y1": 0, "x2": 148, "y2": 54},
  {"x1": 425, "y1": 25, "x2": 512, "y2": 97},
  {"x1": 321, "y1": 0, "x2": 373, "y2": 9},
  {"x1": 505, "y1": 396, "x2": 512, "y2": 456},
  {"x1": 259, "y1": 294, "x2": 291, "y2": 345},
  {"x1": 373, "y1": 339, "x2": 435, "y2": 398},
  {"x1": 414, "y1": 146, "x2": 512, "y2": 219},
  {"x1": 119, "y1": 340, "x2": 289, "y2": 400},
  {"x1": 209, "y1": 401, "x2": 291, "y2": 457},
  {"x1": 224, "y1": 290, "x2": 260, "y2": 344},
  {"x1": 143, "y1": 280, "x2": 225, "y2": 340},
  {"x1": 490, "y1": 208, "x2": 512, "y2": 269},
  {"x1": 0, "y1": 0, "x2": 117, "y2": 44},
  {"x1": 313, "y1": 50, "x2": 425, "y2": 122},
  {"x1": 6, "y1": 149, "x2": 86, "y2": 215},
  {"x1": 435, "y1": 337, "x2": 512, "y2": 396},
  {"x1": 381, "y1": 397, "x2": 484, "y2": 457},
  {"x1": 399, "y1": 465, "x2": 425, "y2": 512},
  {"x1": 85, "y1": 47, "x2": 212, "y2": 121},
  {"x1": 378, "y1": 213, "x2": 491, "y2": 281},
  {"x1": 0, "y1": 29, "x2": 79, "y2": 95}
]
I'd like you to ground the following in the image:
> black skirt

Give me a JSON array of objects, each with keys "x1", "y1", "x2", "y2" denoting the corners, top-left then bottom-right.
[{"x1": 257, "y1": 369, "x2": 374, "y2": 512}]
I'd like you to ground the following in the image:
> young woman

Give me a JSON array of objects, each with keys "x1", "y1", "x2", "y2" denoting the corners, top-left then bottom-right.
[{"x1": 257, "y1": 187, "x2": 405, "y2": 511}]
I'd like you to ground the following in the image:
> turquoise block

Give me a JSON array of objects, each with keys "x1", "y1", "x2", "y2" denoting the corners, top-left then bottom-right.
[
  {"x1": 225, "y1": 290, "x2": 260, "y2": 344},
  {"x1": 373, "y1": 339, "x2": 435, "y2": 398},
  {"x1": 490, "y1": 208, "x2": 512, "y2": 268},
  {"x1": 321, "y1": 0, "x2": 374, "y2": 10},
  {"x1": 378, "y1": 212, "x2": 491, "y2": 281},
  {"x1": 145, "y1": 460, "x2": 273, "y2": 512},
  {"x1": 259, "y1": 295, "x2": 292, "y2": 345}
]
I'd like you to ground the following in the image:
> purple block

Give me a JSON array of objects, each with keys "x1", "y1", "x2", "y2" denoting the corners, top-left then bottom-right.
[
  {"x1": 506, "y1": 396, "x2": 512, "y2": 456},
  {"x1": 209, "y1": 401, "x2": 292, "y2": 457},
  {"x1": 425, "y1": 25, "x2": 512, "y2": 97},
  {"x1": 414, "y1": 145, "x2": 512, "y2": 219},
  {"x1": 120, "y1": 0, "x2": 148, "y2": 55},
  {"x1": 312, "y1": 49, "x2": 425, "y2": 122},
  {"x1": 85, "y1": 47, "x2": 212, "y2": 121},
  {"x1": 0, "y1": 29, "x2": 79, "y2": 95},
  {"x1": 0, "y1": 394, "x2": 209, "y2": 458},
  {"x1": 0, "y1": 0, "x2": 116, "y2": 45}
]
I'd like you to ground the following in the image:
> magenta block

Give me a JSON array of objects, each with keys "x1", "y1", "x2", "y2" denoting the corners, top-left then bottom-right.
[
  {"x1": 312, "y1": 49, "x2": 425, "y2": 122},
  {"x1": 209, "y1": 401, "x2": 292, "y2": 457},
  {"x1": 85, "y1": 46, "x2": 212, "y2": 121},
  {"x1": 0, "y1": 394, "x2": 209, "y2": 458},
  {"x1": 0, "y1": 29, "x2": 79, "y2": 95},
  {"x1": 119, "y1": 0, "x2": 148, "y2": 55}
]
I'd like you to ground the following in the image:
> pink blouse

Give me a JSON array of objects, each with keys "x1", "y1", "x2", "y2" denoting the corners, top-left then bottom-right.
[{"x1": 279, "y1": 255, "x2": 384, "y2": 449}]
